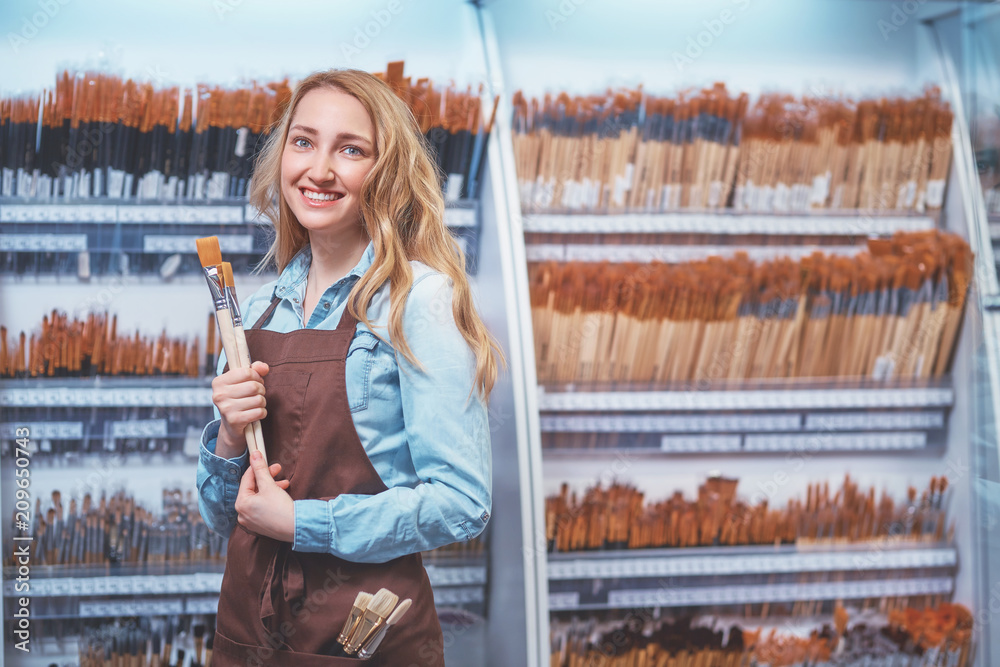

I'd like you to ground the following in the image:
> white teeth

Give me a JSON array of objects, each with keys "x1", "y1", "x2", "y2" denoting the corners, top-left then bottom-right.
[{"x1": 302, "y1": 189, "x2": 342, "y2": 201}]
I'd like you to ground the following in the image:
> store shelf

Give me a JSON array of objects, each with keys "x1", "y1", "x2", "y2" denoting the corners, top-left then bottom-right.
[
  {"x1": 3, "y1": 572, "x2": 224, "y2": 598},
  {"x1": 3, "y1": 561, "x2": 486, "y2": 597},
  {"x1": 538, "y1": 385, "x2": 950, "y2": 455},
  {"x1": 522, "y1": 212, "x2": 937, "y2": 236},
  {"x1": 0, "y1": 200, "x2": 478, "y2": 229},
  {"x1": 538, "y1": 384, "x2": 954, "y2": 412},
  {"x1": 0, "y1": 378, "x2": 212, "y2": 408},
  {"x1": 0, "y1": 234, "x2": 88, "y2": 252},
  {"x1": 541, "y1": 411, "x2": 944, "y2": 434},
  {"x1": 548, "y1": 577, "x2": 955, "y2": 611},
  {"x1": 547, "y1": 545, "x2": 957, "y2": 580},
  {"x1": 2, "y1": 560, "x2": 488, "y2": 618},
  {"x1": 525, "y1": 243, "x2": 863, "y2": 264}
]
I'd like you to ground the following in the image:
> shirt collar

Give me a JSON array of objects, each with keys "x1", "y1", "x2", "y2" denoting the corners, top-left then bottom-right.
[{"x1": 273, "y1": 241, "x2": 375, "y2": 299}]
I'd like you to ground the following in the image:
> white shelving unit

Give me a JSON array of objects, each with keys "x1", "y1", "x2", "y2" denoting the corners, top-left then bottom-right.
[{"x1": 481, "y1": 1, "x2": 990, "y2": 665}]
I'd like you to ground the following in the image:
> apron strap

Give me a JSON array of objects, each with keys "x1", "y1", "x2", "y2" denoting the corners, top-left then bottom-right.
[{"x1": 250, "y1": 295, "x2": 282, "y2": 330}]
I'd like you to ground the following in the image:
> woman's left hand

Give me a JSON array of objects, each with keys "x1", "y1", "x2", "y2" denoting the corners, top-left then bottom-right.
[{"x1": 235, "y1": 451, "x2": 295, "y2": 542}]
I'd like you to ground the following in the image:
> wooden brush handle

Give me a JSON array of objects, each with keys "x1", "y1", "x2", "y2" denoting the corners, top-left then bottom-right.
[
  {"x1": 216, "y1": 309, "x2": 265, "y2": 463},
  {"x1": 233, "y1": 323, "x2": 267, "y2": 463}
]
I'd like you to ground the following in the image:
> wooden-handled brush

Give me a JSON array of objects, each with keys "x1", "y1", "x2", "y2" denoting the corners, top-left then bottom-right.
[
  {"x1": 222, "y1": 261, "x2": 267, "y2": 461},
  {"x1": 196, "y1": 237, "x2": 266, "y2": 463}
]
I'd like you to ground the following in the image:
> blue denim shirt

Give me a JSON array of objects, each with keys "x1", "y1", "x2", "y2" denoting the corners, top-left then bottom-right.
[{"x1": 196, "y1": 242, "x2": 492, "y2": 563}]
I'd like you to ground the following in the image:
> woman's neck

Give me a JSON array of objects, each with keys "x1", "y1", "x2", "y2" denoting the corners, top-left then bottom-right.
[{"x1": 305, "y1": 227, "x2": 370, "y2": 294}]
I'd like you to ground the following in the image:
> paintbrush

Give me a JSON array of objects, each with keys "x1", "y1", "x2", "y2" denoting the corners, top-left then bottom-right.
[
  {"x1": 196, "y1": 237, "x2": 265, "y2": 462},
  {"x1": 357, "y1": 599, "x2": 412, "y2": 659},
  {"x1": 222, "y1": 261, "x2": 266, "y2": 458},
  {"x1": 344, "y1": 588, "x2": 399, "y2": 654},
  {"x1": 337, "y1": 591, "x2": 373, "y2": 649}
]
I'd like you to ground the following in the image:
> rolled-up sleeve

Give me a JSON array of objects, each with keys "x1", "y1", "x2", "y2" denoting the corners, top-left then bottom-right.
[
  {"x1": 196, "y1": 404, "x2": 250, "y2": 538},
  {"x1": 292, "y1": 271, "x2": 493, "y2": 561}
]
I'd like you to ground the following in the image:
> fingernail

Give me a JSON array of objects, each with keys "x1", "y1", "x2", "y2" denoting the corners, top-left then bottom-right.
[{"x1": 252, "y1": 451, "x2": 261, "y2": 461}]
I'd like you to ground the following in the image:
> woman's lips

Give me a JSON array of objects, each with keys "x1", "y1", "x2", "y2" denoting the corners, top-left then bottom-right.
[{"x1": 299, "y1": 187, "x2": 345, "y2": 207}]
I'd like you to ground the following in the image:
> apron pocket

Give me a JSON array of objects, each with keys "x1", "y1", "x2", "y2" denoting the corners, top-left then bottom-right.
[
  {"x1": 213, "y1": 628, "x2": 384, "y2": 667},
  {"x1": 260, "y1": 370, "x2": 310, "y2": 478}
]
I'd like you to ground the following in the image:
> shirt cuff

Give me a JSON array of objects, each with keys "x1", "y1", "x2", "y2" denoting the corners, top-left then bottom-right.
[
  {"x1": 199, "y1": 418, "x2": 249, "y2": 477},
  {"x1": 293, "y1": 499, "x2": 333, "y2": 553}
]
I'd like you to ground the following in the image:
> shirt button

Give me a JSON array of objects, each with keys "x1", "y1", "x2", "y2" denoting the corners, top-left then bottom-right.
[
  {"x1": 229, "y1": 468, "x2": 237, "y2": 476},
  {"x1": 323, "y1": 302, "x2": 330, "y2": 309}
]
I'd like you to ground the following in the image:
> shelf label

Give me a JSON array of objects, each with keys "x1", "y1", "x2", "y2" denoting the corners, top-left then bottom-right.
[
  {"x1": 109, "y1": 418, "x2": 168, "y2": 439},
  {"x1": 548, "y1": 592, "x2": 580, "y2": 610}
]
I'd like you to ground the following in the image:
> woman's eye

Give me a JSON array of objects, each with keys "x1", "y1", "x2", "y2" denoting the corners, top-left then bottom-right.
[
  {"x1": 292, "y1": 137, "x2": 311, "y2": 148},
  {"x1": 344, "y1": 145, "x2": 364, "y2": 156}
]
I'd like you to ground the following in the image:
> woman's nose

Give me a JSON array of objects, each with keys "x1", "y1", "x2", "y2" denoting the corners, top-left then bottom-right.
[{"x1": 307, "y1": 153, "x2": 336, "y2": 182}]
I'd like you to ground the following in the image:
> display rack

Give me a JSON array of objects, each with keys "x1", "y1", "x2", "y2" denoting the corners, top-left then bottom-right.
[
  {"x1": 1, "y1": 556, "x2": 488, "y2": 618},
  {"x1": 0, "y1": 199, "x2": 483, "y2": 276},
  {"x1": 477, "y1": 1, "x2": 989, "y2": 664}
]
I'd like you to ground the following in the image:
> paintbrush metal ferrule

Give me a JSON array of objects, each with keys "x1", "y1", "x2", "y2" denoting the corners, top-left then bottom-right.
[
  {"x1": 339, "y1": 592, "x2": 372, "y2": 646},
  {"x1": 200, "y1": 265, "x2": 227, "y2": 312},
  {"x1": 224, "y1": 285, "x2": 243, "y2": 327}
]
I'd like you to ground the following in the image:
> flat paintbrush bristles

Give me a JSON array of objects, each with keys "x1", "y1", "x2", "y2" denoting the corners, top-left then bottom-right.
[
  {"x1": 221, "y1": 262, "x2": 235, "y2": 289},
  {"x1": 195, "y1": 236, "x2": 222, "y2": 269},
  {"x1": 345, "y1": 588, "x2": 399, "y2": 654},
  {"x1": 365, "y1": 588, "x2": 399, "y2": 622}
]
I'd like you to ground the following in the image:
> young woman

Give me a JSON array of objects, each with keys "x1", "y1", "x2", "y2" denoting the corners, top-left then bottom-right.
[{"x1": 197, "y1": 69, "x2": 501, "y2": 666}]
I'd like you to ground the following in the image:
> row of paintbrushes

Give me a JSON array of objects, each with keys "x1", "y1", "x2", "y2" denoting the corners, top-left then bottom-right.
[
  {"x1": 2, "y1": 72, "x2": 288, "y2": 202},
  {"x1": 0, "y1": 60, "x2": 497, "y2": 202},
  {"x1": 7, "y1": 489, "x2": 227, "y2": 567},
  {"x1": 551, "y1": 604, "x2": 972, "y2": 667},
  {"x1": 530, "y1": 230, "x2": 972, "y2": 384},
  {"x1": 513, "y1": 85, "x2": 953, "y2": 213},
  {"x1": 546, "y1": 475, "x2": 950, "y2": 552},
  {"x1": 335, "y1": 589, "x2": 412, "y2": 659},
  {"x1": 0, "y1": 311, "x2": 227, "y2": 378},
  {"x1": 79, "y1": 618, "x2": 214, "y2": 667}
]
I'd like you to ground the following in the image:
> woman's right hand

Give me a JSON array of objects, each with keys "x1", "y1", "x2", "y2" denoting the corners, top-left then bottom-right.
[{"x1": 211, "y1": 360, "x2": 269, "y2": 459}]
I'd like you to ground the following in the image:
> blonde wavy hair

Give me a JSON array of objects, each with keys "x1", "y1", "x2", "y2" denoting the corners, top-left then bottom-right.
[{"x1": 249, "y1": 69, "x2": 502, "y2": 398}]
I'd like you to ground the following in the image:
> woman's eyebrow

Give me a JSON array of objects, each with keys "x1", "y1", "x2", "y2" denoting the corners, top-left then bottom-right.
[{"x1": 336, "y1": 132, "x2": 373, "y2": 147}]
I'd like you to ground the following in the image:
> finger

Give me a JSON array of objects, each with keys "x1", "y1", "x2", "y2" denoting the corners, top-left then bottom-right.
[
  {"x1": 238, "y1": 464, "x2": 258, "y2": 495},
  {"x1": 220, "y1": 394, "x2": 267, "y2": 414},
  {"x1": 268, "y1": 463, "x2": 283, "y2": 477},
  {"x1": 276, "y1": 480, "x2": 291, "y2": 490},
  {"x1": 217, "y1": 365, "x2": 267, "y2": 386},
  {"x1": 216, "y1": 380, "x2": 266, "y2": 400},
  {"x1": 251, "y1": 360, "x2": 270, "y2": 377},
  {"x1": 249, "y1": 450, "x2": 274, "y2": 488}
]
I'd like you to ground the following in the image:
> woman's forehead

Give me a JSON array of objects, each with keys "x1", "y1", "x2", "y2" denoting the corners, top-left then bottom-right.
[{"x1": 292, "y1": 87, "x2": 374, "y2": 137}]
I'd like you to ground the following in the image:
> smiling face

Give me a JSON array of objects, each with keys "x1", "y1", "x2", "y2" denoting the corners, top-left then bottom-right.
[{"x1": 280, "y1": 87, "x2": 376, "y2": 243}]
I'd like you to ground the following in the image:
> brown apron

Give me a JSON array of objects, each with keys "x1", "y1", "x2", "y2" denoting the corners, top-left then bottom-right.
[{"x1": 212, "y1": 296, "x2": 445, "y2": 666}]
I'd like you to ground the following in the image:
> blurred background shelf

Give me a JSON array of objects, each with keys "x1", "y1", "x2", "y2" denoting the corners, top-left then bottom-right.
[
  {"x1": 546, "y1": 544, "x2": 957, "y2": 580},
  {"x1": 522, "y1": 211, "x2": 939, "y2": 236},
  {"x1": 548, "y1": 577, "x2": 955, "y2": 611}
]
